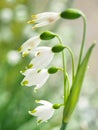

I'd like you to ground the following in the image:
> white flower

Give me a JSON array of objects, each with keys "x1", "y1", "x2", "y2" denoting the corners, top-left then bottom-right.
[
  {"x1": 28, "y1": 100, "x2": 54, "y2": 123},
  {"x1": 18, "y1": 35, "x2": 41, "y2": 57},
  {"x1": 21, "y1": 69, "x2": 49, "y2": 90},
  {"x1": 27, "y1": 46, "x2": 54, "y2": 69},
  {"x1": 27, "y1": 12, "x2": 60, "y2": 29},
  {"x1": 20, "y1": 47, "x2": 54, "y2": 90}
]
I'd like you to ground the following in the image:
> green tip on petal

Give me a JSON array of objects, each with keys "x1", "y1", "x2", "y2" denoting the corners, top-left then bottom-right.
[
  {"x1": 34, "y1": 88, "x2": 38, "y2": 93},
  {"x1": 60, "y1": 8, "x2": 83, "y2": 20},
  {"x1": 20, "y1": 69, "x2": 26, "y2": 74},
  {"x1": 40, "y1": 31, "x2": 56, "y2": 40},
  {"x1": 37, "y1": 119, "x2": 42, "y2": 124},
  {"x1": 22, "y1": 52, "x2": 29, "y2": 57},
  {"x1": 48, "y1": 67, "x2": 58, "y2": 74},
  {"x1": 27, "y1": 64, "x2": 34, "y2": 69},
  {"x1": 52, "y1": 44, "x2": 65, "y2": 53},
  {"x1": 18, "y1": 47, "x2": 22, "y2": 52},
  {"x1": 35, "y1": 100, "x2": 40, "y2": 103},
  {"x1": 31, "y1": 109, "x2": 37, "y2": 113},
  {"x1": 22, "y1": 80, "x2": 29, "y2": 86},
  {"x1": 37, "y1": 69, "x2": 41, "y2": 73}
]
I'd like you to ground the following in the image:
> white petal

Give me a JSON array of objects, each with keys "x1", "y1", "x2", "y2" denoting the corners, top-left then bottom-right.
[
  {"x1": 36, "y1": 12, "x2": 59, "y2": 22},
  {"x1": 36, "y1": 106, "x2": 54, "y2": 122},
  {"x1": 32, "y1": 21, "x2": 50, "y2": 28},
  {"x1": 20, "y1": 68, "x2": 32, "y2": 76},
  {"x1": 19, "y1": 36, "x2": 40, "y2": 57},
  {"x1": 21, "y1": 69, "x2": 49, "y2": 89},
  {"x1": 34, "y1": 71, "x2": 49, "y2": 90},
  {"x1": 36, "y1": 100, "x2": 52, "y2": 106},
  {"x1": 28, "y1": 46, "x2": 54, "y2": 69}
]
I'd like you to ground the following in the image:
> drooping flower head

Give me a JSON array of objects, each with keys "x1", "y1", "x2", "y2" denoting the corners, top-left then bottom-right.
[
  {"x1": 18, "y1": 35, "x2": 41, "y2": 57},
  {"x1": 26, "y1": 46, "x2": 54, "y2": 69},
  {"x1": 28, "y1": 100, "x2": 55, "y2": 123},
  {"x1": 20, "y1": 46, "x2": 54, "y2": 91},
  {"x1": 27, "y1": 12, "x2": 60, "y2": 29},
  {"x1": 21, "y1": 69, "x2": 49, "y2": 91}
]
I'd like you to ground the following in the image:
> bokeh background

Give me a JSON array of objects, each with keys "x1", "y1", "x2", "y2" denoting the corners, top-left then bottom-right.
[{"x1": 0, "y1": 0, "x2": 98, "y2": 130}]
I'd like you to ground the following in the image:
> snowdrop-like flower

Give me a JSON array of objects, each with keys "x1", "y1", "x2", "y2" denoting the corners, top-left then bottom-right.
[
  {"x1": 26, "y1": 46, "x2": 54, "y2": 69},
  {"x1": 27, "y1": 12, "x2": 60, "y2": 29},
  {"x1": 18, "y1": 35, "x2": 41, "y2": 57},
  {"x1": 20, "y1": 47, "x2": 54, "y2": 91},
  {"x1": 28, "y1": 100, "x2": 54, "y2": 123},
  {"x1": 21, "y1": 69, "x2": 49, "y2": 90}
]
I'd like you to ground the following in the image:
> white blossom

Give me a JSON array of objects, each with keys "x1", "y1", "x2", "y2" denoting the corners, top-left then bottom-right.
[
  {"x1": 28, "y1": 100, "x2": 54, "y2": 123},
  {"x1": 21, "y1": 69, "x2": 49, "y2": 90},
  {"x1": 27, "y1": 12, "x2": 60, "y2": 29},
  {"x1": 18, "y1": 35, "x2": 41, "y2": 57},
  {"x1": 27, "y1": 46, "x2": 54, "y2": 69}
]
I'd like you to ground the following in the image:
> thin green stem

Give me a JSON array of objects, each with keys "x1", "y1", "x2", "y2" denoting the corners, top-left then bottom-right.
[
  {"x1": 56, "y1": 35, "x2": 67, "y2": 104},
  {"x1": 64, "y1": 46, "x2": 75, "y2": 83},
  {"x1": 77, "y1": 16, "x2": 86, "y2": 71},
  {"x1": 56, "y1": 35, "x2": 74, "y2": 130},
  {"x1": 62, "y1": 51, "x2": 67, "y2": 103},
  {"x1": 66, "y1": 72, "x2": 70, "y2": 96}
]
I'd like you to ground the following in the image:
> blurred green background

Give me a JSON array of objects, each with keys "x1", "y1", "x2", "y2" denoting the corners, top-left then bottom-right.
[{"x1": 0, "y1": 0, "x2": 98, "y2": 130}]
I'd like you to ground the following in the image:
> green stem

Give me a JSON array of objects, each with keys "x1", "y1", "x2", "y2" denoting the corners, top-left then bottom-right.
[
  {"x1": 60, "y1": 122, "x2": 68, "y2": 130},
  {"x1": 56, "y1": 35, "x2": 67, "y2": 103},
  {"x1": 62, "y1": 50, "x2": 67, "y2": 103},
  {"x1": 66, "y1": 72, "x2": 70, "y2": 96},
  {"x1": 77, "y1": 15, "x2": 86, "y2": 71},
  {"x1": 64, "y1": 46, "x2": 75, "y2": 82},
  {"x1": 56, "y1": 35, "x2": 69, "y2": 130}
]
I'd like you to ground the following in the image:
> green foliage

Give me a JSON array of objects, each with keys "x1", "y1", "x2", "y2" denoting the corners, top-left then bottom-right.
[{"x1": 63, "y1": 43, "x2": 95, "y2": 123}]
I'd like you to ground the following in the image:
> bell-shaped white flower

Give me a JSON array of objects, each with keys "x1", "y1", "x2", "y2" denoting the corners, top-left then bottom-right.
[
  {"x1": 27, "y1": 12, "x2": 60, "y2": 29},
  {"x1": 21, "y1": 69, "x2": 49, "y2": 90},
  {"x1": 18, "y1": 35, "x2": 41, "y2": 57},
  {"x1": 28, "y1": 100, "x2": 54, "y2": 123},
  {"x1": 26, "y1": 46, "x2": 54, "y2": 69}
]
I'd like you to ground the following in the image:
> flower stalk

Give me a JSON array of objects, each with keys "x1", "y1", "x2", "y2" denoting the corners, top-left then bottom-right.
[{"x1": 56, "y1": 35, "x2": 67, "y2": 104}]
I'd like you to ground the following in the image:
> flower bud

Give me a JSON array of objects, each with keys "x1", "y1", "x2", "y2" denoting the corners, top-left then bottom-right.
[
  {"x1": 40, "y1": 31, "x2": 56, "y2": 40},
  {"x1": 60, "y1": 8, "x2": 83, "y2": 20},
  {"x1": 48, "y1": 66, "x2": 58, "y2": 74},
  {"x1": 52, "y1": 44, "x2": 65, "y2": 53}
]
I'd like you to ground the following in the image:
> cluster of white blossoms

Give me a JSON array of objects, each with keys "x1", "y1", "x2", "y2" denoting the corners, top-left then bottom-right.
[
  {"x1": 19, "y1": 35, "x2": 54, "y2": 91},
  {"x1": 19, "y1": 9, "x2": 94, "y2": 128},
  {"x1": 19, "y1": 12, "x2": 62, "y2": 123}
]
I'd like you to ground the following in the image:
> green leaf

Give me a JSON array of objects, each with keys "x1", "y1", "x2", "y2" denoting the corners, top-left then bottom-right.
[
  {"x1": 40, "y1": 31, "x2": 56, "y2": 40},
  {"x1": 63, "y1": 43, "x2": 95, "y2": 123},
  {"x1": 60, "y1": 8, "x2": 83, "y2": 20}
]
